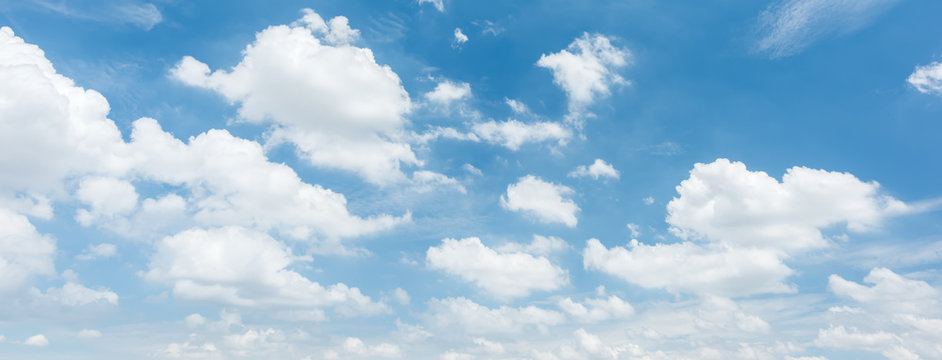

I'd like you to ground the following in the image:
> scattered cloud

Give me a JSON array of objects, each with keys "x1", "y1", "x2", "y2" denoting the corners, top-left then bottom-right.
[
  {"x1": 472, "y1": 120, "x2": 571, "y2": 150},
  {"x1": 76, "y1": 243, "x2": 118, "y2": 261},
  {"x1": 426, "y1": 237, "x2": 568, "y2": 299},
  {"x1": 172, "y1": 9, "x2": 417, "y2": 185},
  {"x1": 418, "y1": 0, "x2": 444, "y2": 12},
  {"x1": 755, "y1": 0, "x2": 900, "y2": 58},
  {"x1": 425, "y1": 80, "x2": 471, "y2": 105},
  {"x1": 24, "y1": 334, "x2": 48, "y2": 347},
  {"x1": 453, "y1": 28, "x2": 468, "y2": 48},
  {"x1": 501, "y1": 175, "x2": 580, "y2": 227},
  {"x1": 908, "y1": 61, "x2": 942, "y2": 96},
  {"x1": 568, "y1": 159, "x2": 619, "y2": 180},
  {"x1": 537, "y1": 33, "x2": 630, "y2": 123}
]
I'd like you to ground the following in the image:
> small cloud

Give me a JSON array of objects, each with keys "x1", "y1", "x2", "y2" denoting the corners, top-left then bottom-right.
[
  {"x1": 76, "y1": 243, "x2": 117, "y2": 261},
  {"x1": 505, "y1": 98, "x2": 529, "y2": 114},
  {"x1": 626, "y1": 223, "x2": 641, "y2": 238},
  {"x1": 452, "y1": 28, "x2": 468, "y2": 48},
  {"x1": 474, "y1": 20, "x2": 505, "y2": 36},
  {"x1": 568, "y1": 159, "x2": 619, "y2": 180},
  {"x1": 908, "y1": 61, "x2": 942, "y2": 96},
  {"x1": 418, "y1": 0, "x2": 444, "y2": 12},
  {"x1": 648, "y1": 141, "x2": 683, "y2": 156},
  {"x1": 425, "y1": 80, "x2": 472, "y2": 105},
  {"x1": 24, "y1": 334, "x2": 48, "y2": 347},
  {"x1": 643, "y1": 197, "x2": 654, "y2": 205},
  {"x1": 463, "y1": 164, "x2": 483, "y2": 176}
]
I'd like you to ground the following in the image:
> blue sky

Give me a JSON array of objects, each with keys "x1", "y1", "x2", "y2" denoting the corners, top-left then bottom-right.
[{"x1": 1, "y1": 0, "x2": 942, "y2": 359}]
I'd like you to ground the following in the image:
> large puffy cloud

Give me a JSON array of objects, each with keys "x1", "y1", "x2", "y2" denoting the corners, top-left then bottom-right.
[
  {"x1": 908, "y1": 61, "x2": 942, "y2": 96},
  {"x1": 171, "y1": 9, "x2": 417, "y2": 185},
  {"x1": 144, "y1": 226, "x2": 387, "y2": 316},
  {"x1": 426, "y1": 237, "x2": 568, "y2": 299},
  {"x1": 1, "y1": 26, "x2": 405, "y2": 249},
  {"x1": 585, "y1": 159, "x2": 907, "y2": 297},
  {"x1": 0, "y1": 208, "x2": 56, "y2": 292},
  {"x1": 537, "y1": 33, "x2": 630, "y2": 122},
  {"x1": 125, "y1": 118, "x2": 408, "y2": 244},
  {"x1": 0, "y1": 27, "x2": 129, "y2": 216},
  {"x1": 755, "y1": 0, "x2": 900, "y2": 58},
  {"x1": 667, "y1": 158, "x2": 906, "y2": 254},
  {"x1": 501, "y1": 175, "x2": 580, "y2": 228}
]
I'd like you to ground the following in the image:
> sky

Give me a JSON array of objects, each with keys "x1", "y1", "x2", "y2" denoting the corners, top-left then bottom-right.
[{"x1": 1, "y1": 0, "x2": 942, "y2": 359}]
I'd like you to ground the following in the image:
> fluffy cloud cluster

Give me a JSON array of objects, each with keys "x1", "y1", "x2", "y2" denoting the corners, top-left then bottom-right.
[
  {"x1": 585, "y1": 159, "x2": 907, "y2": 296},
  {"x1": 426, "y1": 237, "x2": 568, "y2": 299},
  {"x1": 144, "y1": 227, "x2": 387, "y2": 316},
  {"x1": 172, "y1": 9, "x2": 416, "y2": 185},
  {"x1": 537, "y1": 33, "x2": 630, "y2": 122},
  {"x1": 501, "y1": 175, "x2": 580, "y2": 227}
]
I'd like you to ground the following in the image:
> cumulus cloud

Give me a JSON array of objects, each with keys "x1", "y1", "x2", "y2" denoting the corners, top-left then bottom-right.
[
  {"x1": 537, "y1": 33, "x2": 630, "y2": 123},
  {"x1": 557, "y1": 294, "x2": 634, "y2": 322},
  {"x1": 411, "y1": 170, "x2": 466, "y2": 194},
  {"x1": 586, "y1": 158, "x2": 908, "y2": 297},
  {"x1": 755, "y1": 0, "x2": 900, "y2": 58},
  {"x1": 568, "y1": 159, "x2": 619, "y2": 180},
  {"x1": 171, "y1": 9, "x2": 417, "y2": 185},
  {"x1": 501, "y1": 175, "x2": 579, "y2": 227},
  {"x1": 44, "y1": 282, "x2": 118, "y2": 306},
  {"x1": 425, "y1": 80, "x2": 471, "y2": 105},
  {"x1": 24, "y1": 334, "x2": 48, "y2": 347},
  {"x1": 471, "y1": 120, "x2": 571, "y2": 150},
  {"x1": 425, "y1": 297, "x2": 565, "y2": 335},
  {"x1": 908, "y1": 61, "x2": 942, "y2": 96},
  {"x1": 0, "y1": 208, "x2": 56, "y2": 292},
  {"x1": 144, "y1": 227, "x2": 387, "y2": 316},
  {"x1": 74, "y1": 177, "x2": 138, "y2": 226},
  {"x1": 426, "y1": 237, "x2": 568, "y2": 299}
]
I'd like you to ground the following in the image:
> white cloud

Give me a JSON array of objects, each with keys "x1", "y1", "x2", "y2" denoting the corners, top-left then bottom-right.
[
  {"x1": 76, "y1": 243, "x2": 117, "y2": 261},
  {"x1": 462, "y1": 163, "x2": 483, "y2": 176},
  {"x1": 537, "y1": 33, "x2": 630, "y2": 122},
  {"x1": 642, "y1": 196, "x2": 654, "y2": 205},
  {"x1": 667, "y1": 158, "x2": 907, "y2": 255},
  {"x1": 339, "y1": 337, "x2": 401, "y2": 358},
  {"x1": 127, "y1": 118, "x2": 409, "y2": 245},
  {"x1": 425, "y1": 80, "x2": 471, "y2": 105},
  {"x1": 557, "y1": 295, "x2": 634, "y2": 322},
  {"x1": 32, "y1": 1, "x2": 162, "y2": 30},
  {"x1": 501, "y1": 175, "x2": 579, "y2": 227},
  {"x1": 568, "y1": 159, "x2": 619, "y2": 180},
  {"x1": 295, "y1": 9, "x2": 360, "y2": 45},
  {"x1": 0, "y1": 208, "x2": 56, "y2": 292},
  {"x1": 453, "y1": 28, "x2": 468, "y2": 48},
  {"x1": 425, "y1": 297, "x2": 565, "y2": 335},
  {"x1": 418, "y1": 0, "x2": 444, "y2": 12},
  {"x1": 412, "y1": 170, "x2": 466, "y2": 194},
  {"x1": 908, "y1": 61, "x2": 942, "y2": 96},
  {"x1": 391, "y1": 288, "x2": 410, "y2": 305},
  {"x1": 24, "y1": 334, "x2": 48, "y2": 347},
  {"x1": 584, "y1": 239, "x2": 795, "y2": 296},
  {"x1": 829, "y1": 267, "x2": 941, "y2": 316},
  {"x1": 77, "y1": 329, "x2": 102, "y2": 339},
  {"x1": 472, "y1": 120, "x2": 571, "y2": 150},
  {"x1": 171, "y1": 10, "x2": 416, "y2": 185},
  {"x1": 755, "y1": 0, "x2": 900, "y2": 58},
  {"x1": 625, "y1": 223, "x2": 640, "y2": 238},
  {"x1": 144, "y1": 226, "x2": 387, "y2": 316},
  {"x1": 426, "y1": 237, "x2": 568, "y2": 299},
  {"x1": 44, "y1": 282, "x2": 118, "y2": 306},
  {"x1": 505, "y1": 98, "x2": 529, "y2": 114},
  {"x1": 587, "y1": 159, "x2": 908, "y2": 297},
  {"x1": 496, "y1": 234, "x2": 570, "y2": 257}
]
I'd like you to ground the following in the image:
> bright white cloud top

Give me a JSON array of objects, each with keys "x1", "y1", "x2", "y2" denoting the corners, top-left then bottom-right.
[
  {"x1": 501, "y1": 175, "x2": 580, "y2": 227},
  {"x1": 0, "y1": 2, "x2": 940, "y2": 359}
]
